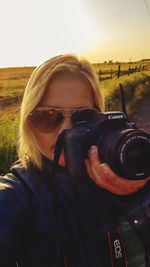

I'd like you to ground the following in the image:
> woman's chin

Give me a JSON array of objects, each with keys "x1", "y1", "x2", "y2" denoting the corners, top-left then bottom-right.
[
  {"x1": 49, "y1": 150, "x2": 66, "y2": 167},
  {"x1": 43, "y1": 149, "x2": 66, "y2": 167},
  {"x1": 58, "y1": 152, "x2": 66, "y2": 167}
]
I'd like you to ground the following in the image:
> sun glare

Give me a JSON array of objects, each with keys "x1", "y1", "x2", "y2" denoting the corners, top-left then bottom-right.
[
  {"x1": 1, "y1": 0, "x2": 149, "y2": 67},
  {"x1": 39, "y1": 0, "x2": 99, "y2": 55}
]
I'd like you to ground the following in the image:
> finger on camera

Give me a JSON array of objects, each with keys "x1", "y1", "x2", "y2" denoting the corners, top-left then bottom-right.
[
  {"x1": 85, "y1": 159, "x2": 94, "y2": 179},
  {"x1": 89, "y1": 163, "x2": 133, "y2": 192},
  {"x1": 100, "y1": 167, "x2": 150, "y2": 194},
  {"x1": 89, "y1": 161, "x2": 108, "y2": 186},
  {"x1": 85, "y1": 158, "x2": 103, "y2": 184},
  {"x1": 86, "y1": 158, "x2": 150, "y2": 195},
  {"x1": 99, "y1": 164, "x2": 142, "y2": 187},
  {"x1": 88, "y1": 145, "x2": 102, "y2": 164},
  {"x1": 85, "y1": 161, "x2": 144, "y2": 195}
]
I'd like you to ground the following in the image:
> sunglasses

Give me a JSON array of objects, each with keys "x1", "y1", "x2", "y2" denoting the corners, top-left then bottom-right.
[{"x1": 29, "y1": 107, "x2": 100, "y2": 133}]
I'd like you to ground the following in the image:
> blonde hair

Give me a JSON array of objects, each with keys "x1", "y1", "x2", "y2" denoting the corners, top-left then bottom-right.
[{"x1": 18, "y1": 54, "x2": 104, "y2": 169}]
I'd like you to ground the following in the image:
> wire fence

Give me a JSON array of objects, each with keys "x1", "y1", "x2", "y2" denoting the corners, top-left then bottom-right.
[{"x1": 96, "y1": 64, "x2": 150, "y2": 81}]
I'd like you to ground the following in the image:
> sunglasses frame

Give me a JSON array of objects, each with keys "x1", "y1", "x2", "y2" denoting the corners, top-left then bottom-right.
[{"x1": 29, "y1": 106, "x2": 100, "y2": 132}]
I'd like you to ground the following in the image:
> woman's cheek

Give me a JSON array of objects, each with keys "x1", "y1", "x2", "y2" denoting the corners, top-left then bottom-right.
[
  {"x1": 34, "y1": 131, "x2": 55, "y2": 157},
  {"x1": 33, "y1": 129, "x2": 66, "y2": 165}
]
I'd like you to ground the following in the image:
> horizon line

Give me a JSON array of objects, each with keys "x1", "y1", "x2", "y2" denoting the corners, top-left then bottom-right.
[{"x1": 0, "y1": 58, "x2": 150, "y2": 69}]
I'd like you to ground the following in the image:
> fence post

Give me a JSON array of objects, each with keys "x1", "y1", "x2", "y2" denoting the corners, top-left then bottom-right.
[
  {"x1": 98, "y1": 69, "x2": 101, "y2": 81},
  {"x1": 128, "y1": 66, "x2": 130, "y2": 75},
  {"x1": 110, "y1": 66, "x2": 113, "y2": 79},
  {"x1": 117, "y1": 65, "x2": 121, "y2": 78}
]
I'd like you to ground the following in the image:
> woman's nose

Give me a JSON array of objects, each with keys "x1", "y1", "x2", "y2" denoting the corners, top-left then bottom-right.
[{"x1": 58, "y1": 116, "x2": 73, "y2": 132}]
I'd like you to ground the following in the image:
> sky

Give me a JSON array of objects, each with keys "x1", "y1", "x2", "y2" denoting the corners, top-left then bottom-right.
[{"x1": 0, "y1": 0, "x2": 150, "y2": 67}]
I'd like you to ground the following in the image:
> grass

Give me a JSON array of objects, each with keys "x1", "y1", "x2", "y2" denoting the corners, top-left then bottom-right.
[
  {"x1": 0, "y1": 67, "x2": 34, "y2": 101},
  {"x1": 93, "y1": 60, "x2": 150, "y2": 80},
  {"x1": 0, "y1": 113, "x2": 19, "y2": 174},
  {"x1": 101, "y1": 71, "x2": 150, "y2": 118}
]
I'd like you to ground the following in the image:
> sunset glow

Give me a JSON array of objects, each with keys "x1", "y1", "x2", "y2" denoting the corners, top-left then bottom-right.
[{"x1": 0, "y1": 0, "x2": 150, "y2": 67}]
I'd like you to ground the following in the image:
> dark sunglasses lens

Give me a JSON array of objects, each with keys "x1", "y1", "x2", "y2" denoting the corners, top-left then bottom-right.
[
  {"x1": 30, "y1": 109, "x2": 63, "y2": 132},
  {"x1": 72, "y1": 109, "x2": 98, "y2": 124}
]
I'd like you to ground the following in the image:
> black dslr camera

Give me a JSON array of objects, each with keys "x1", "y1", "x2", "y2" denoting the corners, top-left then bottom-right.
[{"x1": 63, "y1": 111, "x2": 150, "y2": 180}]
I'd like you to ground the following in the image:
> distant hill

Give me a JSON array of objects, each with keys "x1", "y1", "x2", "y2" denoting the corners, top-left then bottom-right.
[
  {"x1": 140, "y1": 59, "x2": 150, "y2": 62},
  {"x1": 0, "y1": 66, "x2": 35, "y2": 80}
]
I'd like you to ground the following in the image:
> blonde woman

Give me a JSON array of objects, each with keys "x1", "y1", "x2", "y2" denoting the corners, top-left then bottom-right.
[{"x1": 0, "y1": 54, "x2": 150, "y2": 267}]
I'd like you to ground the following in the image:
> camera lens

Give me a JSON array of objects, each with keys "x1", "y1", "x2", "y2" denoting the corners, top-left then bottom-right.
[
  {"x1": 125, "y1": 140, "x2": 150, "y2": 171},
  {"x1": 117, "y1": 131, "x2": 150, "y2": 180},
  {"x1": 97, "y1": 129, "x2": 150, "y2": 180}
]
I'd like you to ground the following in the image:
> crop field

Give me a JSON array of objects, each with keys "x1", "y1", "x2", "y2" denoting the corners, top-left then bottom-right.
[{"x1": 0, "y1": 60, "x2": 150, "y2": 174}]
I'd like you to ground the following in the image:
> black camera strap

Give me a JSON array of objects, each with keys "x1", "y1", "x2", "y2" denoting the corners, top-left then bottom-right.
[
  {"x1": 106, "y1": 224, "x2": 127, "y2": 267},
  {"x1": 102, "y1": 218, "x2": 149, "y2": 267},
  {"x1": 50, "y1": 130, "x2": 67, "y2": 178}
]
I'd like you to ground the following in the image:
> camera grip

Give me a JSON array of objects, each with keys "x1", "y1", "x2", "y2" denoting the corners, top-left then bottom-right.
[{"x1": 64, "y1": 127, "x2": 87, "y2": 180}]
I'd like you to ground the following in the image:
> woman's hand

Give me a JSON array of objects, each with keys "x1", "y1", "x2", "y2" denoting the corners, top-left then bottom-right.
[{"x1": 85, "y1": 146, "x2": 150, "y2": 195}]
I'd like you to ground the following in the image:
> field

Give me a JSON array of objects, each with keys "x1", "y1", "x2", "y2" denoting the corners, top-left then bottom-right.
[{"x1": 0, "y1": 60, "x2": 150, "y2": 174}]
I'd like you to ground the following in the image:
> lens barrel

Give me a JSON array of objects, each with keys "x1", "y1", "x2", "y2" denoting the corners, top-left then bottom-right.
[{"x1": 97, "y1": 129, "x2": 150, "y2": 180}]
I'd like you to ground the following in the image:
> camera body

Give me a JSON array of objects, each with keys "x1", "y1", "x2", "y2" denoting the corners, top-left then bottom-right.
[{"x1": 64, "y1": 111, "x2": 150, "y2": 180}]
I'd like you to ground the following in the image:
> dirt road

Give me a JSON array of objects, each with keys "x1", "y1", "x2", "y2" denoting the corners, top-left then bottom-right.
[{"x1": 133, "y1": 95, "x2": 150, "y2": 134}]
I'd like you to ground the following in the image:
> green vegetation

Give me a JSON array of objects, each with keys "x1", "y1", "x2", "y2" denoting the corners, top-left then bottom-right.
[
  {"x1": 0, "y1": 67, "x2": 34, "y2": 174},
  {"x1": 0, "y1": 67, "x2": 34, "y2": 96},
  {"x1": 0, "y1": 63, "x2": 150, "y2": 174},
  {"x1": 101, "y1": 71, "x2": 150, "y2": 118},
  {"x1": 0, "y1": 113, "x2": 19, "y2": 174},
  {"x1": 93, "y1": 60, "x2": 150, "y2": 81}
]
